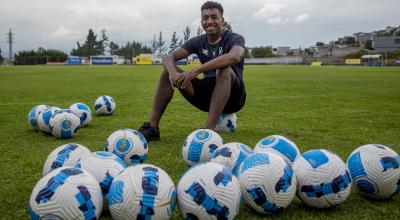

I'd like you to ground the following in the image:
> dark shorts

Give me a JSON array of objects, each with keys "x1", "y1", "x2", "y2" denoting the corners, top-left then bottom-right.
[{"x1": 185, "y1": 76, "x2": 246, "y2": 113}]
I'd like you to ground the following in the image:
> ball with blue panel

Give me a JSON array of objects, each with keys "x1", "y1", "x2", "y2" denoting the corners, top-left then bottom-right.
[
  {"x1": 76, "y1": 151, "x2": 127, "y2": 211},
  {"x1": 49, "y1": 109, "x2": 81, "y2": 138},
  {"x1": 30, "y1": 167, "x2": 103, "y2": 220},
  {"x1": 28, "y1": 104, "x2": 50, "y2": 130},
  {"x1": 347, "y1": 144, "x2": 400, "y2": 199},
  {"x1": 69, "y1": 102, "x2": 92, "y2": 127},
  {"x1": 38, "y1": 106, "x2": 61, "y2": 133},
  {"x1": 182, "y1": 129, "x2": 223, "y2": 166},
  {"x1": 42, "y1": 143, "x2": 91, "y2": 176},
  {"x1": 108, "y1": 164, "x2": 177, "y2": 220},
  {"x1": 215, "y1": 113, "x2": 237, "y2": 133},
  {"x1": 210, "y1": 142, "x2": 254, "y2": 176},
  {"x1": 105, "y1": 128, "x2": 148, "y2": 166},
  {"x1": 95, "y1": 95, "x2": 116, "y2": 115},
  {"x1": 177, "y1": 162, "x2": 241, "y2": 220},
  {"x1": 293, "y1": 149, "x2": 351, "y2": 208},
  {"x1": 238, "y1": 152, "x2": 296, "y2": 214},
  {"x1": 254, "y1": 135, "x2": 300, "y2": 166}
]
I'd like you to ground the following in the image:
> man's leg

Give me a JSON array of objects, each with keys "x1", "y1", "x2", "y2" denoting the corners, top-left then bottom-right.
[
  {"x1": 148, "y1": 69, "x2": 175, "y2": 128},
  {"x1": 205, "y1": 67, "x2": 236, "y2": 129}
]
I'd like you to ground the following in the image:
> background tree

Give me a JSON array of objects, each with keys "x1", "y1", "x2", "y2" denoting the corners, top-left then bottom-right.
[
  {"x1": 0, "y1": 48, "x2": 4, "y2": 62},
  {"x1": 365, "y1": 40, "x2": 373, "y2": 50},
  {"x1": 151, "y1": 31, "x2": 166, "y2": 55},
  {"x1": 197, "y1": 26, "x2": 203, "y2": 36},
  {"x1": 251, "y1": 46, "x2": 274, "y2": 58},
  {"x1": 71, "y1": 29, "x2": 101, "y2": 57},
  {"x1": 85, "y1": 29, "x2": 98, "y2": 56},
  {"x1": 109, "y1": 41, "x2": 120, "y2": 55},
  {"x1": 151, "y1": 33, "x2": 157, "y2": 54},
  {"x1": 97, "y1": 29, "x2": 109, "y2": 55},
  {"x1": 223, "y1": 21, "x2": 232, "y2": 31},
  {"x1": 183, "y1": 26, "x2": 191, "y2": 42},
  {"x1": 244, "y1": 47, "x2": 251, "y2": 58},
  {"x1": 169, "y1": 32, "x2": 179, "y2": 53},
  {"x1": 15, "y1": 48, "x2": 67, "y2": 64}
]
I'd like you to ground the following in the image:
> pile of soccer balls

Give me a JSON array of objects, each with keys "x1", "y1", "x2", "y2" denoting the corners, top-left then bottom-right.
[
  {"x1": 29, "y1": 124, "x2": 400, "y2": 219},
  {"x1": 27, "y1": 95, "x2": 116, "y2": 138},
  {"x1": 179, "y1": 129, "x2": 400, "y2": 219}
]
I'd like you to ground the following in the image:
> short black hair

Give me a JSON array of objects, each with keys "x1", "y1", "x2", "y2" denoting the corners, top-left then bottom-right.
[{"x1": 201, "y1": 1, "x2": 224, "y2": 16}]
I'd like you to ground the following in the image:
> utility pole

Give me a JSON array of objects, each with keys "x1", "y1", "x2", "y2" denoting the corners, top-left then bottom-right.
[{"x1": 6, "y1": 28, "x2": 14, "y2": 63}]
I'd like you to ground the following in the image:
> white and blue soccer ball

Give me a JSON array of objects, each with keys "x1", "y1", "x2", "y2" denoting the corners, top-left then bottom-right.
[
  {"x1": 105, "y1": 128, "x2": 148, "y2": 166},
  {"x1": 49, "y1": 109, "x2": 81, "y2": 138},
  {"x1": 215, "y1": 113, "x2": 237, "y2": 133},
  {"x1": 38, "y1": 106, "x2": 61, "y2": 133},
  {"x1": 69, "y1": 103, "x2": 92, "y2": 127},
  {"x1": 210, "y1": 142, "x2": 253, "y2": 176},
  {"x1": 108, "y1": 164, "x2": 176, "y2": 220},
  {"x1": 76, "y1": 151, "x2": 127, "y2": 210},
  {"x1": 95, "y1": 95, "x2": 116, "y2": 115},
  {"x1": 28, "y1": 104, "x2": 49, "y2": 130},
  {"x1": 254, "y1": 135, "x2": 301, "y2": 166},
  {"x1": 182, "y1": 129, "x2": 223, "y2": 166},
  {"x1": 238, "y1": 152, "x2": 296, "y2": 214},
  {"x1": 42, "y1": 143, "x2": 91, "y2": 176},
  {"x1": 347, "y1": 144, "x2": 400, "y2": 199},
  {"x1": 293, "y1": 149, "x2": 351, "y2": 208},
  {"x1": 177, "y1": 162, "x2": 241, "y2": 220},
  {"x1": 30, "y1": 167, "x2": 103, "y2": 220}
]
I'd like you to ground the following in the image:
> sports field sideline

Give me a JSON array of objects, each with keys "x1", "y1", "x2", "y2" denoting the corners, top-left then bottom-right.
[{"x1": 0, "y1": 65, "x2": 399, "y2": 219}]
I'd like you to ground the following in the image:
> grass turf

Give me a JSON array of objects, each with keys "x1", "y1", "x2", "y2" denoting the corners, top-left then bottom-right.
[{"x1": 0, "y1": 65, "x2": 399, "y2": 219}]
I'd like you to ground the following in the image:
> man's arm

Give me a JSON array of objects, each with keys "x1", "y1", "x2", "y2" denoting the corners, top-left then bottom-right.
[
  {"x1": 176, "y1": 45, "x2": 244, "y2": 88},
  {"x1": 162, "y1": 48, "x2": 189, "y2": 89}
]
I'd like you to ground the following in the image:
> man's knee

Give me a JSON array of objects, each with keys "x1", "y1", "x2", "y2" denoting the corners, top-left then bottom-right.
[{"x1": 216, "y1": 67, "x2": 235, "y2": 84}]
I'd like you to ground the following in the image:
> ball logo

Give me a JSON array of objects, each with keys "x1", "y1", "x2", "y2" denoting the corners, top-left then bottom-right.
[
  {"x1": 195, "y1": 130, "x2": 211, "y2": 142},
  {"x1": 261, "y1": 136, "x2": 276, "y2": 146},
  {"x1": 116, "y1": 132, "x2": 131, "y2": 153},
  {"x1": 61, "y1": 119, "x2": 71, "y2": 130}
]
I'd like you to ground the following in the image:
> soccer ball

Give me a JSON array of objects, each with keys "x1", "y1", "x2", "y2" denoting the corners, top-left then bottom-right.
[
  {"x1": 238, "y1": 152, "x2": 296, "y2": 214},
  {"x1": 95, "y1": 95, "x2": 116, "y2": 115},
  {"x1": 38, "y1": 106, "x2": 61, "y2": 133},
  {"x1": 254, "y1": 135, "x2": 301, "y2": 166},
  {"x1": 29, "y1": 167, "x2": 103, "y2": 219},
  {"x1": 105, "y1": 128, "x2": 148, "y2": 166},
  {"x1": 69, "y1": 103, "x2": 92, "y2": 127},
  {"x1": 182, "y1": 129, "x2": 223, "y2": 166},
  {"x1": 210, "y1": 142, "x2": 253, "y2": 176},
  {"x1": 76, "y1": 151, "x2": 127, "y2": 209},
  {"x1": 177, "y1": 162, "x2": 241, "y2": 220},
  {"x1": 28, "y1": 104, "x2": 49, "y2": 130},
  {"x1": 43, "y1": 143, "x2": 91, "y2": 176},
  {"x1": 49, "y1": 109, "x2": 81, "y2": 138},
  {"x1": 347, "y1": 144, "x2": 400, "y2": 199},
  {"x1": 293, "y1": 149, "x2": 351, "y2": 208},
  {"x1": 215, "y1": 113, "x2": 237, "y2": 133},
  {"x1": 108, "y1": 164, "x2": 176, "y2": 220}
]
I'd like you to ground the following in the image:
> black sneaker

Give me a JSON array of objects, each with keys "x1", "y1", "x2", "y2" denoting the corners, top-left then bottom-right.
[{"x1": 138, "y1": 122, "x2": 160, "y2": 141}]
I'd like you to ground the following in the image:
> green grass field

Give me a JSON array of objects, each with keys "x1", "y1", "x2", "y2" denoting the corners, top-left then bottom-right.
[{"x1": 0, "y1": 65, "x2": 399, "y2": 219}]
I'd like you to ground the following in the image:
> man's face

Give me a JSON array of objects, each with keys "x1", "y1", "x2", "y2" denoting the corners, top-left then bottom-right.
[{"x1": 201, "y1": 8, "x2": 224, "y2": 36}]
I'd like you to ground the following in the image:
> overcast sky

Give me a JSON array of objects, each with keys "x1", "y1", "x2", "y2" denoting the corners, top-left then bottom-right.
[{"x1": 0, "y1": 0, "x2": 399, "y2": 55}]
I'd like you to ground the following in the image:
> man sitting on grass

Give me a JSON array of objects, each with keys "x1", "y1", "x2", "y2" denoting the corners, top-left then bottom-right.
[{"x1": 139, "y1": 1, "x2": 246, "y2": 141}]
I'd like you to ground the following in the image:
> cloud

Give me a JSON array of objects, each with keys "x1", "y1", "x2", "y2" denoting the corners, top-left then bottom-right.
[
  {"x1": 49, "y1": 27, "x2": 77, "y2": 40},
  {"x1": 266, "y1": 17, "x2": 290, "y2": 25},
  {"x1": 253, "y1": 2, "x2": 287, "y2": 20},
  {"x1": 294, "y1": 13, "x2": 310, "y2": 23}
]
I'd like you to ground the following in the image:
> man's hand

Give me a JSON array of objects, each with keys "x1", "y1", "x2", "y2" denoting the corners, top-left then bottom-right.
[
  {"x1": 176, "y1": 71, "x2": 198, "y2": 89},
  {"x1": 168, "y1": 71, "x2": 183, "y2": 89}
]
